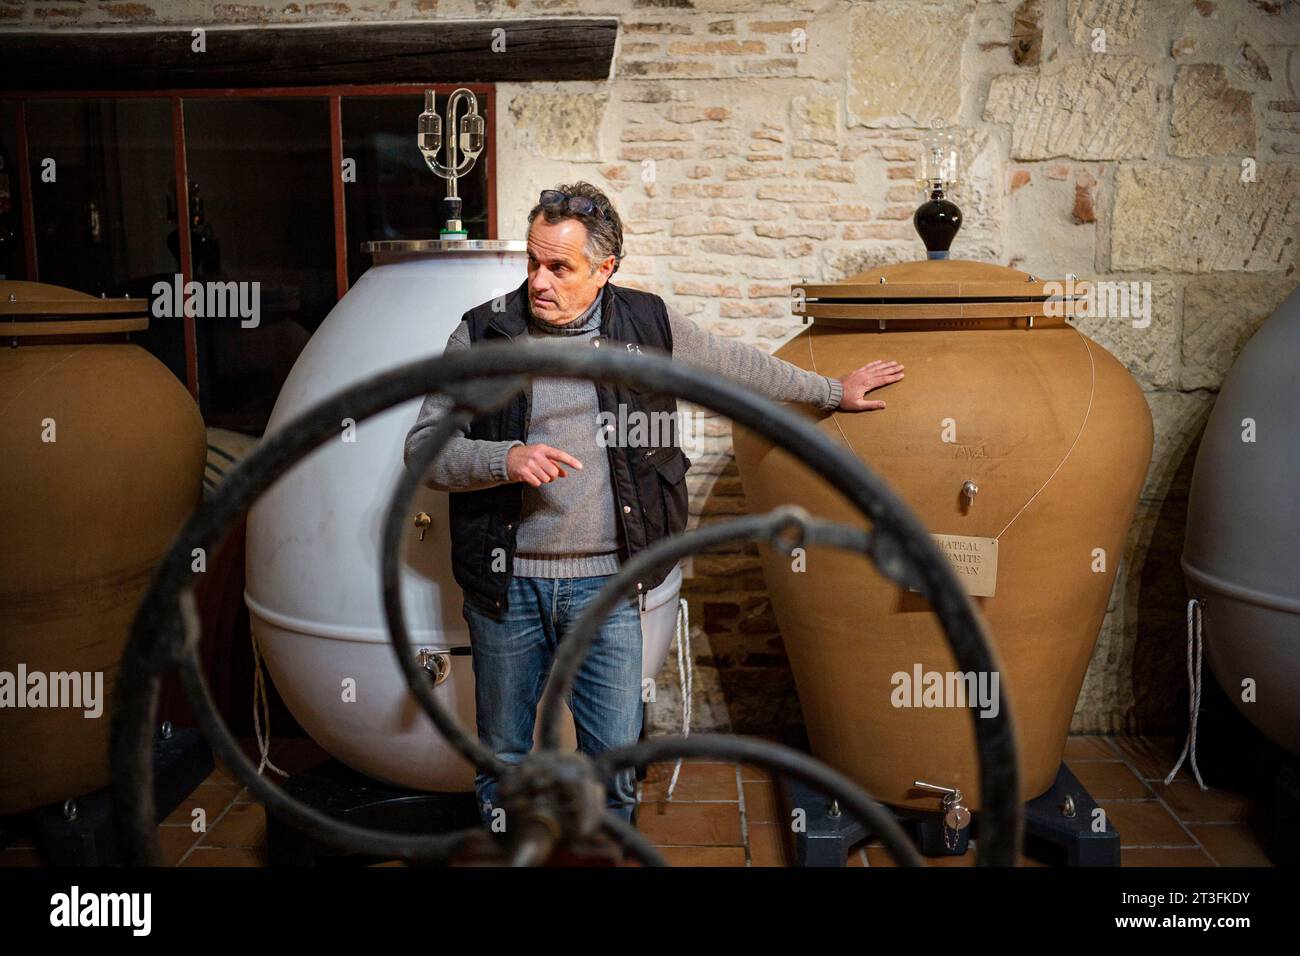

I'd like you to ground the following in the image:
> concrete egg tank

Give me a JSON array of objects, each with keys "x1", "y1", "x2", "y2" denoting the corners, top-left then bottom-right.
[
  {"x1": 1182, "y1": 283, "x2": 1300, "y2": 757},
  {"x1": 245, "y1": 241, "x2": 684, "y2": 792},
  {"x1": 733, "y1": 259, "x2": 1152, "y2": 812}
]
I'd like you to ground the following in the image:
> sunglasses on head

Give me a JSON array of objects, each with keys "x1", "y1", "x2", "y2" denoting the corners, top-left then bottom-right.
[{"x1": 538, "y1": 189, "x2": 606, "y2": 219}]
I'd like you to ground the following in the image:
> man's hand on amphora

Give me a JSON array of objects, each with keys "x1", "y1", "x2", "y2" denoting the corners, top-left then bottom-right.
[{"x1": 837, "y1": 360, "x2": 905, "y2": 412}]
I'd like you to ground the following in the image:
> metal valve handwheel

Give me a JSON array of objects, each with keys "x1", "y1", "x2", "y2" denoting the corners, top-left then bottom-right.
[{"x1": 111, "y1": 340, "x2": 1022, "y2": 867}]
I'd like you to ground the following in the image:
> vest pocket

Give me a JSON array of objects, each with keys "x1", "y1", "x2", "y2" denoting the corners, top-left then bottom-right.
[{"x1": 647, "y1": 446, "x2": 691, "y2": 538}]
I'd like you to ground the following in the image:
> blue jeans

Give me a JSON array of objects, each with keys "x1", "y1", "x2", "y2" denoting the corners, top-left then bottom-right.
[{"x1": 463, "y1": 574, "x2": 644, "y2": 828}]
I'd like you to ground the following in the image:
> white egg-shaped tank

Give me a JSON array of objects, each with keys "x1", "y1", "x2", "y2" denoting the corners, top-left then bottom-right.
[
  {"x1": 246, "y1": 240, "x2": 683, "y2": 791},
  {"x1": 1182, "y1": 282, "x2": 1300, "y2": 757}
]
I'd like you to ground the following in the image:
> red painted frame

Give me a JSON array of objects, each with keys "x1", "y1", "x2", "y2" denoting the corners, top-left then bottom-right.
[{"x1": 1, "y1": 83, "x2": 498, "y2": 399}]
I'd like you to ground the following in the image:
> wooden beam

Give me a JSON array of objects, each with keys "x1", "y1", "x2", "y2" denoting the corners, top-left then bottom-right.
[{"x1": 0, "y1": 20, "x2": 618, "y2": 91}]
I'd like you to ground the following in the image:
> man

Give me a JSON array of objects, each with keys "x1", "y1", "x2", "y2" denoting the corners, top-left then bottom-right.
[{"x1": 404, "y1": 181, "x2": 903, "y2": 827}]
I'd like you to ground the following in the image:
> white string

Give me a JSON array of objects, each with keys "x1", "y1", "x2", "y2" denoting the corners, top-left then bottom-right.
[
  {"x1": 992, "y1": 335, "x2": 1096, "y2": 540},
  {"x1": 251, "y1": 630, "x2": 288, "y2": 778},
  {"x1": 1164, "y1": 599, "x2": 1207, "y2": 790},
  {"x1": 665, "y1": 597, "x2": 693, "y2": 802}
]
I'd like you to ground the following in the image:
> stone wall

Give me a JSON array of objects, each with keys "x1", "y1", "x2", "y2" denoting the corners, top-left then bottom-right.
[{"x1": 11, "y1": 0, "x2": 1298, "y2": 737}]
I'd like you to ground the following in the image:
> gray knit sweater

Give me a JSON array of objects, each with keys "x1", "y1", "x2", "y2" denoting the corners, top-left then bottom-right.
[{"x1": 403, "y1": 289, "x2": 843, "y2": 578}]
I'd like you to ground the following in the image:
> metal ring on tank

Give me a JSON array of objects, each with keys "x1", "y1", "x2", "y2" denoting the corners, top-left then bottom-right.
[
  {"x1": 112, "y1": 341, "x2": 1022, "y2": 866},
  {"x1": 359, "y1": 239, "x2": 528, "y2": 255}
]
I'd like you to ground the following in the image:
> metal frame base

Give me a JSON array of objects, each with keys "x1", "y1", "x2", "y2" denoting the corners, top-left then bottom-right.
[
  {"x1": 266, "y1": 699, "x2": 658, "y2": 864},
  {"x1": 264, "y1": 760, "x2": 480, "y2": 866},
  {"x1": 0, "y1": 727, "x2": 212, "y2": 866},
  {"x1": 782, "y1": 762, "x2": 1120, "y2": 867}
]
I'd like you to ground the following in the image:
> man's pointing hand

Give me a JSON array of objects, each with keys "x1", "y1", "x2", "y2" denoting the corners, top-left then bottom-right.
[
  {"x1": 837, "y1": 359, "x2": 905, "y2": 412},
  {"x1": 508, "y1": 443, "x2": 584, "y2": 487}
]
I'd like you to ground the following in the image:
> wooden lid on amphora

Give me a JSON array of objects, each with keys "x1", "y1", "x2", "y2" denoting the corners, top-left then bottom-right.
[
  {"x1": 795, "y1": 259, "x2": 1089, "y2": 331},
  {"x1": 0, "y1": 280, "x2": 148, "y2": 338}
]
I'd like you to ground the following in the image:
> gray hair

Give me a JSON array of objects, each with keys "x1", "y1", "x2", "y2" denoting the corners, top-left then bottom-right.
[{"x1": 527, "y1": 181, "x2": 624, "y2": 276}]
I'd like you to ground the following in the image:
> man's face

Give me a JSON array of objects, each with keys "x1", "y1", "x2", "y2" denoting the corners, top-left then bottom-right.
[{"x1": 526, "y1": 217, "x2": 614, "y2": 326}]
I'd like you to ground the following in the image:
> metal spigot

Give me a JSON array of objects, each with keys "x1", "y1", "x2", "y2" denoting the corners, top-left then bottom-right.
[
  {"x1": 414, "y1": 512, "x2": 432, "y2": 541},
  {"x1": 417, "y1": 648, "x2": 451, "y2": 685},
  {"x1": 962, "y1": 479, "x2": 979, "y2": 504},
  {"x1": 913, "y1": 780, "x2": 972, "y2": 849}
]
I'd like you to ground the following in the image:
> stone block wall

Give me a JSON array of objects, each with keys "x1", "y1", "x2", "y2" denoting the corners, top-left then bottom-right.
[{"x1": 13, "y1": 0, "x2": 1299, "y2": 737}]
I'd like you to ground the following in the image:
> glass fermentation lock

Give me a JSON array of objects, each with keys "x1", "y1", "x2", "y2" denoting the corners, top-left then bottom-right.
[{"x1": 417, "y1": 88, "x2": 485, "y2": 239}]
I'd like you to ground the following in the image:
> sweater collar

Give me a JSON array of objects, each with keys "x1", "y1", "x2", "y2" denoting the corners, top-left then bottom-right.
[{"x1": 526, "y1": 289, "x2": 603, "y2": 336}]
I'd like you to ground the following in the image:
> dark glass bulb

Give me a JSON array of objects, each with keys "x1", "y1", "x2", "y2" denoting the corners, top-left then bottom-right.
[{"x1": 913, "y1": 188, "x2": 962, "y2": 260}]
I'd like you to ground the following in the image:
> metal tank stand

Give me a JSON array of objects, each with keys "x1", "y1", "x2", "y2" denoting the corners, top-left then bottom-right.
[
  {"x1": 1196, "y1": 673, "x2": 1300, "y2": 866},
  {"x1": 782, "y1": 762, "x2": 1120, "y2": 867},
  {"x1": 0, "y1": 725, "x2": 211, "y2": 866},
  {"x1": 265, "y1": 760, "x2": 480, "y2": 866},
  {"x1": 1020, "y1": 763, "x2": 1121, "y2": 866},
  {"x1": 781, "y1": 777, "x2": 870, "y2": 866}
]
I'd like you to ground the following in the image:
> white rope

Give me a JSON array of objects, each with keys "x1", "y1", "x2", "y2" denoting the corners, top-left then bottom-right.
[
  {"x1": 665, "y1": 596, "x2": 693, "y2": 802},
  {"x1": 991, "y1": 335, "x2": 1096, "y2": 541},
  {"x1": 251, "y1": 630, "x2": 288, "y2": 778},
  {"x1": 1164, "y1": 599, "x2": 1207, "y2": 790}
]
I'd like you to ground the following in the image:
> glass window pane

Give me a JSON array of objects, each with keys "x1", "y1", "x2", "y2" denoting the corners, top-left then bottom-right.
[
  {"x1": 182, "y1": 96, "x2": 334, "y2": 433},
  {"x1": 0, "y1": 100, "x2": 26, "y2": 281},
  {"x1": 25, "y1": 98, "x2": 176, "y2": 292},
  {"x1": 23, "y1": 97, "x2": 185, "y2": 381},
  {"x1": 341, "y1": 93, "x2": 491, "y2": 286}
]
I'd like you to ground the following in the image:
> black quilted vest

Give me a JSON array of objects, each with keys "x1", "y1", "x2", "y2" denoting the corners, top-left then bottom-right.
[{"x1": 448, "y1": 278, "x2": 691, "y2": 618}]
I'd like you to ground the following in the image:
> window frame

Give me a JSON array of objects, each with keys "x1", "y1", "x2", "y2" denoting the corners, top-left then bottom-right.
[{"x1": 0, "y1": 83, "x2": 498, "y2": 400}]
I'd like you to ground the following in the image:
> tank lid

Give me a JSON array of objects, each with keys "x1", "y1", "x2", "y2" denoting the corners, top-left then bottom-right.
[
  {"x1": 1, "y1": 280, "x2": 148, "y2": 336},
  {"x1": 360, "y1": 239, "x2": 527, "y2": 255},
  {"x1": 796, "y1": 259, "x2": 1088, "y2": 327}
]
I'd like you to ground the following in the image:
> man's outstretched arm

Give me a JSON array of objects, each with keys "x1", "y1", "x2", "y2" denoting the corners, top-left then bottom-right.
[
  {"x1": 403, "y1": 319, "x2": 524, "y2": 492},
  {"x1": 665, "y1": 305, "x2": 903, "y2": 411}
]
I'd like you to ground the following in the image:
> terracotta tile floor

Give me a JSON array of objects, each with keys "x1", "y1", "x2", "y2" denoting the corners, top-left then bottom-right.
[{"x1": 0, "y1": 735, "x2": 1280, "y2": 867}]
